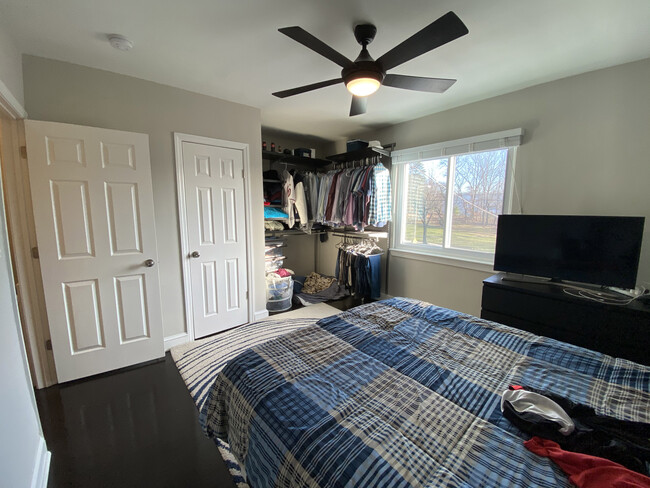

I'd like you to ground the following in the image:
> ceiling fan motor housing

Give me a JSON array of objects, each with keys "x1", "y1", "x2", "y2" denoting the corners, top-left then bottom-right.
[
  {"x1": 341, "y1": 61, "x2": 384, "y2": 86},
  {"x1": 354, "y1": 24, "x2": 377, "y2": 46},
  {"x1": 343, "y1": 24, "x2": 384, "y2": 86}
]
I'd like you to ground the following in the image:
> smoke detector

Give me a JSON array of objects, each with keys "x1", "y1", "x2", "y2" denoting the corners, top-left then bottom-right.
[{"x1": 108, "y1": 34, "x2": 133, "y2": 51}]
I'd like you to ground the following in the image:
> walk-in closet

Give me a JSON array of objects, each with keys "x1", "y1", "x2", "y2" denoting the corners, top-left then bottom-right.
[{"x1": 261, "y1": 130, "x2": 392, "y2": 312}]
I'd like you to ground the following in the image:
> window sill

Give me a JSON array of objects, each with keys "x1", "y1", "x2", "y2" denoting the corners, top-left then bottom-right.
[{"x1": 388, "y1": 248, "x2": 496, "y2": 273}]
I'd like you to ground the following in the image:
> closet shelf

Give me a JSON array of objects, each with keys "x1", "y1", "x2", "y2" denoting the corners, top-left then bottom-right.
[
  {"x1": 265, "y1": 229, "x2": 326, "y2": 237},
  {"x1": 262, "y1": 150, "x2": 331, "y2": 168},
  {"x1": 263, "y1": 178, "x2": 282, "y2": 183},
  {"x1": 326, "y1": 144, "x2": 394, "y2": 163}
]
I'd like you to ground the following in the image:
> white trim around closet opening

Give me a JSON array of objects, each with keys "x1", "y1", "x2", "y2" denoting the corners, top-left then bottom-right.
[
  {"x1": 0, "y1": 79, "x2": 27, "y2": 119},
  {"x1": 173, "y1": 132, "x2": 255, "y2": 346}
]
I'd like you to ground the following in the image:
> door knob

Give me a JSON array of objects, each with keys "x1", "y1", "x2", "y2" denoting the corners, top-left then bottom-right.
[
  {"x1": 144, "y1": 259, "x2": 155, "y2": 267},
  {"x1": 190, "y1": 251, "x2": 200, "y2": 258}
]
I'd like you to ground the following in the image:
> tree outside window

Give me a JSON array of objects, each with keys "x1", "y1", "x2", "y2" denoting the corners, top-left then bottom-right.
[{"x1": 400, "y1": 148, "x2": 509, "y2": 254}]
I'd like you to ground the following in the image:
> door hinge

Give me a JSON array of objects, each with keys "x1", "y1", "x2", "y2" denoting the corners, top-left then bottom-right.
[
  {"x1": 246, "y1": 290, "x2": 249, "y2": 300},
  {"x1": 242, "y1": 169, "x2": 245, "y2": 179},
  {"x1": 45, "y1": 339, "x2": 53, "y2": 350},
  {"x1": 31, "y1": 247, "x2": 39, "y2": 259},
  {"x1": 20, "y1": 146, "x2": 27, "y2": 159}
]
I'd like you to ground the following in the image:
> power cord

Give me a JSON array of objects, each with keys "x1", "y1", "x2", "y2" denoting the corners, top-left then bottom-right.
[{"x1": 561, "y1": 285, "x2": 647, "y2": 306}]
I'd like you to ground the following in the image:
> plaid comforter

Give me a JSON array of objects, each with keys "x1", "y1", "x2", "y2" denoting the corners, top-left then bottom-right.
[{"x1": 200, "y1": 298, "x2": 650, "y2": 487}]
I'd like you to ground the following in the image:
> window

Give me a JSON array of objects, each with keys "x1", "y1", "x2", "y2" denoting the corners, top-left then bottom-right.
[{"x1": 391, "y1": 129, "x2": 522, "y2": 265}]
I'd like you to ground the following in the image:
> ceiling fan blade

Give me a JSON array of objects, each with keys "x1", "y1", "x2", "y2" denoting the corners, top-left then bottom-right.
[
  {"x1": 272, "y1": 78, "x2": 343, "y2": 98},
  {"x1": 279, "y1": 27, "x2": 354, "y2": 68},
  {"x1": 377, "y1": 11, "x2": 468, "y2": 71},
  {"x1": 383, "y1": 74, "x2": 456, "y2": 93},
  {"x1": 350, "y1": 96, "x2": 367, "y2": 116}
]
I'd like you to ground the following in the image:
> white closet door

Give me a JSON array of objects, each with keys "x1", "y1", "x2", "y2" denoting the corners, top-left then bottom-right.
[
  {"x1": 25, "y1": 120, "x2": 163, "y2": 382},
  {"x1": 181, "y1": 140, "x2": 249, "y2": 338}
]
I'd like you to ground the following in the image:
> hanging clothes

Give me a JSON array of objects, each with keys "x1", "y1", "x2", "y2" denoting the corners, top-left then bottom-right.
[
  {"x1": 334, "y1": 238, "x2": 383, "y2": 299},
  {"x1": 294, "y1": 181, "x2": 309, "y2": 232},
  {"x1": 282, "y1": 169, "x2": 296, "y2": 228},
  {"x1": 274, "y1": 160, "x2": 392, "y2": 233},
  {"x1": 368, "y1": 162, "x2": 391, "y2": 227}
]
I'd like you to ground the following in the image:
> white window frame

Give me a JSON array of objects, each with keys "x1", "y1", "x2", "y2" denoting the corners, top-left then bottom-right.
[{"x1": 390, "y1": 129, "x2": 523, "y2": 269}]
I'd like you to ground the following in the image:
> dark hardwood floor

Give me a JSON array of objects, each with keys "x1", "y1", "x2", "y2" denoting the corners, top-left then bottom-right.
[
  {"x1": 35, "y1": 297, "x2": 366, "y2": 487},
  {"x1": 35, "y1": 353, "x2": 236, "y2": 488}
]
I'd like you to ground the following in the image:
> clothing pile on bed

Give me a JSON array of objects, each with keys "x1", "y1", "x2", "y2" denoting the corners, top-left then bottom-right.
[{"x1": 501, "y1": 385, "x2": 650, "y2": 487}]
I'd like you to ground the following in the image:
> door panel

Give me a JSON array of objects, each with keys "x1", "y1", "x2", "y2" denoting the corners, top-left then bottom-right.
[
  {"x1": 225, "y1": 258, "x2": 240, "y2": 310},
  {"x1": 181, "y1": 141, "x2": 248, "y2": 338},
  {"x1": 50, "y1": 180, "x2": 95, "y2": 258},
  {"x1": 26, "y1": 120, "x2": 163, "y2": 382},
  {"x1": 100, "y1": 142, "x2": 136, "y2": 169},
  {"x1": 105, "y1": 182, "x2": 142, "y2": 254},
  {"x1": 197, "y1": 187, "x2": 215, "y2": 245},
  {"x1": 201, "y1": 261, "x2": 218, "y2": 316},
  {"x1": 62, "y1": 279, "x2": 104, "y2": 352},
  {"x1": 46, "y1": 136, "x2": 86, "y2": 166},
  {"x1": 221, "y1": 188, "x2": 238, "y2": 242},
  {"x1": 114, "y1": 274, "x2": 149, "y2": 342}
]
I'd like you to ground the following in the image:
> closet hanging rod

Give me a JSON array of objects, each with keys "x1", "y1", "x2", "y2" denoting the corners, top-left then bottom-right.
[
  {"x1": 332, "y1": 232, "x2": 379, "y2": 241},
  {"x1": 265, "y1": 230, "x2": 327, "y2": 238}
]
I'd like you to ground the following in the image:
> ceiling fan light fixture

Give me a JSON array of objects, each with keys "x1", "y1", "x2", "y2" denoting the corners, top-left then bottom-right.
[{"x1": 346, "y1": 77, "x2": 381, "y2": 97}]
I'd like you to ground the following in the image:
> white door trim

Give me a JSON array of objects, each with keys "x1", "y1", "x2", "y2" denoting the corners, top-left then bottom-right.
[
  {"x1": 0, "y1": 118, "x2": 58, "y2": 388},
  {"x1": 173, "y1": 133, "x2": 254, "y2": 343},
  {"x1": 0, "y1": 78, "x2": 27, "y2": 120}
]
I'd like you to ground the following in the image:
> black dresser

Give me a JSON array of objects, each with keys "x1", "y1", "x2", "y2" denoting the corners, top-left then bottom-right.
[{"x1": 481, "y1": 273, "x2": 650, "y2": 365}]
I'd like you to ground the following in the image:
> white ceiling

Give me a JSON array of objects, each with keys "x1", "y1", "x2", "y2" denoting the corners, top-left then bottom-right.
[{"x1": 1, "y1": 0, "x2": 649, "y2": 141}]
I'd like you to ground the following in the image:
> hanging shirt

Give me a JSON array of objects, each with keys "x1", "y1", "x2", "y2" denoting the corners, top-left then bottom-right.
[
  {"x1": 316, "y1": 172, "x2": 332, "y2": 223},
  {"x1": 368, "y1": 163, "x2": 391, "y2": 226},
  {"x1": 294, "y1": 181, "x2": 310, "y2": 232},
  {"x1": 306, "y1": 172, "x2": 319, "y2": 222},
  {"x1": 324, "y1": 171, "x2": 341, "y2": 222},
  {"x1": 282, "y1": 169, "x2": 296, "y2": 228}
]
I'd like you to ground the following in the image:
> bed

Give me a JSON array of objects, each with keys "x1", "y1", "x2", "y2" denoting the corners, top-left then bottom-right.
[{"x1": 174, "y1": 297, "x2": 650, "y2": 487}]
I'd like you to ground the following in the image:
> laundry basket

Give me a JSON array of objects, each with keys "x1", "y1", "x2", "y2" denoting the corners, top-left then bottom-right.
[{"x1": 266, "y1": 274, "x2": 293, "y2": 312}]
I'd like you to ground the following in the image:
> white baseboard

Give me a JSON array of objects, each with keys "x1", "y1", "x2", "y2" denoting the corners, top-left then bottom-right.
[
  {"x1": 254, "y1": 309, "x2": 269, "y2": 321},
  {"x1": 31, "y1": 436, "x2": 51, "y2": 488},
  {"x1": 164, "y1": 332, "x2": 190, "y2": 351}
]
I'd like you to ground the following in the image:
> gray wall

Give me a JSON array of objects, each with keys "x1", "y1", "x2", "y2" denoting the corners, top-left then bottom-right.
[
  {"x1": 23, "y1": 55, "x2": 265, "y2": 339},
  {"x1": 341, "y1": 58, "x2": 650, "y2": 316},
  {"x1": 261, "y1": 128, "x2": 335, "y2": 161},
  {"x1": 0, "y1": 20, "x2": 24, "y2": 106}
]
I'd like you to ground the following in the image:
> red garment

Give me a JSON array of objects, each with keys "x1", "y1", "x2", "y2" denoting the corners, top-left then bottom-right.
[
  {"x1": 275, "y1": 268, "x2": 291, "y2": 278},
  {"x1": 525, "y1": 436, "x2": 650, "y2": 488}
]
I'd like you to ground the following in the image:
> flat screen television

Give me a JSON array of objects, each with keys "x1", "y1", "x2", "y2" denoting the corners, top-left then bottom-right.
[{"x1": 493, "y1": 215, "x2": 645, "y2": 289}]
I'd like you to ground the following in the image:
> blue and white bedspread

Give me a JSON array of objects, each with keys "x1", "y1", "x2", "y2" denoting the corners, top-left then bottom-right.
[{"x1": 199, "y1": 298, "x2": 650, "y2": 487}]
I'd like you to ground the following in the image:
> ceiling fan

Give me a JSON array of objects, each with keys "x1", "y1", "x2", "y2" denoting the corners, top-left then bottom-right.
[{"x1": 272, "y1": 11, "x2": 469, "y2": 116}]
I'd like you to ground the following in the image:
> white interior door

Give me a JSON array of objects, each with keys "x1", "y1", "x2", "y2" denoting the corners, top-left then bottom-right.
[
  {"x1": 25, "y1": 120, "x2": 163, "y2": 382},
  {"x1": 181, "y1": 140, "x2": 249, "y2": 338}
]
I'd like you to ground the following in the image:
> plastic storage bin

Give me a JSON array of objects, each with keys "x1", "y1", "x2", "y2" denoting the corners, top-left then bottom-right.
[
  {"x1": 266, "y1": 274, "x2": 293, "y2": 312},
  {"x1": 266, "y1": 295, "x2": 292, "y2": 312}
]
